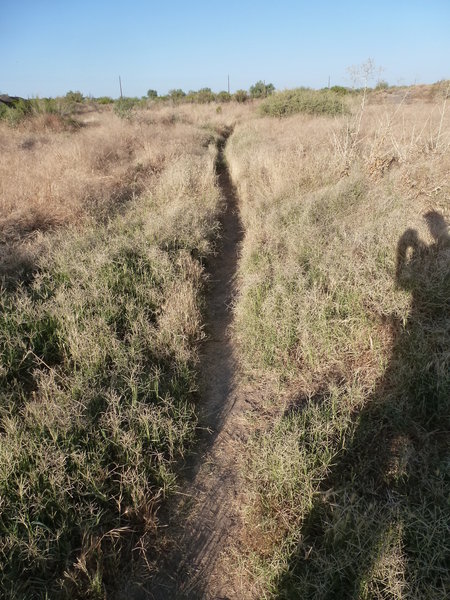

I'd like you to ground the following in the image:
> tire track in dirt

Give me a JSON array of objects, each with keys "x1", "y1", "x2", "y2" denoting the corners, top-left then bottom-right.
[{"x1": 143, "y1": 128, "x2": 257, "y2": 599}]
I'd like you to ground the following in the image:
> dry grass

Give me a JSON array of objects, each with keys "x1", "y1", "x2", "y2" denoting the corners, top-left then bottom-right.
[
  {"x1": 226, "y1": 92, "x2": 449, "y2": 598},
  {"x1": 1, "y1": 92, "x2": 448, "y2": 598},
  {"x1": 0, "y1": 104, "x2": 243, "y2": 598},
  {"x1": 0, "y1": 102, "x2": 253, "y2": 280},
  {"x1": 0, "y1": 114, "x2": 187, "y2": 262}
]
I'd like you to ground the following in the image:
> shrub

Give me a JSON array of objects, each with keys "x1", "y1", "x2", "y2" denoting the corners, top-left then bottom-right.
[
  {"x1": 259, "y1": 88, "x2": 348, "y2": 117},
  {"x1": 330, "y1": 85, "x2": 350, "y2": 95},
  {"x1": 168, "y1": 89, "x2": 186, "y2": 103},
  {"x1": 375, "y1": 79, "x2": 389, "y2": 90},
  {"x1": 65, "y1": 90, "x2": 84, "y2": 103},
  {"x1": 0, "y1": 98, "x2": 32, "y2": 125},
  {"x1": 234, "y1": 89, "x2": 248, "y2": 103},
  {"x1": 38, "y1": 97, "x2": 60, "y2": 113},
  {"x1": 0, "y1": 96, "x2": 84, "y2": 128},
  {"x1": 217, "y1": 91, "x2": 231, "y2": 103},
  {"x1": 195, "y1": 87, "x2": 216, "y2": 103},
  {"x1": 96, "y1": 96, "x2": 114, "y2": 104},
  {"x1": 185, "y1": 88, "x2": 216, "y2": 104},
  {"x1": 113, "y1": 97, "x2": 139, "y2": 119}
]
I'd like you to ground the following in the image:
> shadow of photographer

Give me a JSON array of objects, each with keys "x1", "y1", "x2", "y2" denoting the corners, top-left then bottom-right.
[{"x1": 274, "y1": 211, "x2": 449, "y2": 599}]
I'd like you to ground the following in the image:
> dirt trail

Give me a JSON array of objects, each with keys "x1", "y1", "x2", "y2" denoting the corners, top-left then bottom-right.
[{"x1": 144, "y1": 129, "x2": 256, "y2": 599}]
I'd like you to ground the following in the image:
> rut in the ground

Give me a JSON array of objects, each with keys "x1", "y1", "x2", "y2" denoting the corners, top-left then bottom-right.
[{"x1": 141, "y1": 129, "x2": 254, "y2": 599}]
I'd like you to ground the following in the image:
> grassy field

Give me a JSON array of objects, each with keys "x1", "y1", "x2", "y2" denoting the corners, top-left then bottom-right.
[
  {"x1": 0, "y1": 86, "x2": 449, "y2": 599},
  {"x1": 226, "y1": 86, "x2": 449, "y2": 598},
  {"x1": 0, "y1": 102, "x2": 250, "y2": 598}
]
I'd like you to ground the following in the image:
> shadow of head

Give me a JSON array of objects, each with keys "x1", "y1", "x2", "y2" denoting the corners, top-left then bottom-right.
[
  {"x1": 424, "y1": 210, "x2": 450, "y2": 246},
  {"x1": 396, "y1": 211, "x2": 449, "y2": 290}
]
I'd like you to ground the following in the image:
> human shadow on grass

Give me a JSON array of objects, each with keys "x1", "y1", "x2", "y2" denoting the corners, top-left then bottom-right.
[
  {"x1": 0, "y1": 239, "x2": 38, "y2": 289},
  {"x1": 274, "y1": 211, "x2": 449, "y2": 599}
]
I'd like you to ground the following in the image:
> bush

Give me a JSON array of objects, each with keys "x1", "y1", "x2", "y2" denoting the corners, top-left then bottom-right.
[
  {"x1": 375, "y1": 79, "x2": 389, "y2": 91},
  {"x1": 234, "y1": 89, "x2": 248, "y2": 103},
  {"x1": 185, "y1": 88, "x2": 216, "y2": 104},
  {"x1": 168, "y1": 89, "x2": 186, "y2": 103},
  {"x1": 147, "y1": 89, "x2": 158, "y2": 99},
  {"x1": 217, "y1": 91, "x2": 231, "y2": 103},
  {"x1": 0, "y1": 98, "x2": 32, "y2": 125},
  {"x1": 196, "y1": 87, "x2": 216, "y2": 103},
  {"x1": 37, "y1": 97, "x2": 60, "y2": 113},
  {"x1": 0, "y1": 96, "x2": 84, "y2": 128},
  {"x1": 114, "y1": 97, "x2": 139, "y2": 119},
  {"x1": 65, "y1": 90, "x2": 84, "y2": 103},
  {"x1": 330, "y1": 85, "x2": 350, "y2": 95},
  {"x1": 259, "y1": 88, "x2": 348, "y2": 117},
  {"x1": 96, "y1": 96, "x2": 114, "y2": 105}
]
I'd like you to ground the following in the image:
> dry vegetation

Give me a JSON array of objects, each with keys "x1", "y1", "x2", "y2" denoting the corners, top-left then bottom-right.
[
  {"x1": 0, "y1": 102, "x2": 251, "y2": 598},
  {"x1": 0, "y1": 86, "x2": 449, "y2": 599},
  {"x1": 226, "y1": 89, "x2": 449, "y2": 598},
  {"x1": 0, "y1": 103, "x2": 248, "y2": 279}
]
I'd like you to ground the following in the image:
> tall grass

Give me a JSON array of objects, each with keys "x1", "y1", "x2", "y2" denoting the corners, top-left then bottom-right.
[
  {"x1": 0, "y1": 106, "x2": 249, "y2": 279},
  {"x1": 0, "y1": 111, "x2": 223, "y2": 597},
  {"x1": 226, "y1": 96, "x2": 449, "y2": 598}
]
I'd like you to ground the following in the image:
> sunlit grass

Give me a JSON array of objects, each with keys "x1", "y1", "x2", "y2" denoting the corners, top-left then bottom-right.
[{"x1": 226, "y1": 95, "x2": 450, "y2": 599}]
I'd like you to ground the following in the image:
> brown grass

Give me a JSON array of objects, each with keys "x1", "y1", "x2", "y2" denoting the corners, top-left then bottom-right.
[
  {"x1": 225, "y1": 91, "x2": 449, "y2": 598},
  {"x1": 0, "y1": 102, "x2": 253, "y2": 281},
  {"x1": 2, "y1": 90, "x2": 448, "y2": 598},
  {"x1": 0, "y1": 101, "x2": 254, "y2": 598}
]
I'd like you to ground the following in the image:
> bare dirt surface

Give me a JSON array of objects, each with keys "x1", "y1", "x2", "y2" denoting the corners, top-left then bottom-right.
[{"x1": 137, "y1": 131, "x2": 260, "y2": 599}]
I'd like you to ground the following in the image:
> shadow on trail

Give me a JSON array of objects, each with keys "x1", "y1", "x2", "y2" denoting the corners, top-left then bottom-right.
[
  {"x1": 274, "y1": 212, "x2": 449, "y2": 599},
  {"x1": 125, "y1": 127, "x2": 244, "y2": 600}
]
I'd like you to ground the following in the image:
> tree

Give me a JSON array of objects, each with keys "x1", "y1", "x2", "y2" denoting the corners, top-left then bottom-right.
[
  {"x1": 249, "y1": 80, "x2": 275, "y2": 98},
  {"x1": 168, "y1": 89, "x2": 186, "y2": 102},
  {"x1": 147, "y1": 89, "x2": 158, "y2": 99},
  {"x1": 347, "y1": 58, "x2": 384, "y2": 90}
]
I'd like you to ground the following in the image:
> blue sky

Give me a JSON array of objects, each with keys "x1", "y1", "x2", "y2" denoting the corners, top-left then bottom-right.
[{"x1": 1, "y1": 0, "x2": 449, "y2": 98}]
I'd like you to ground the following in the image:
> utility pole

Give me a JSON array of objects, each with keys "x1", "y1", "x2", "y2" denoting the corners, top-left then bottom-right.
[
  {"x1": 227, "y1": 74, "x2": 230, "y2": 94},
  {"x1": 119, "y1": 76, "x2": 123, "y2": 99},
  {"x1": 328, "y1": 75, "x2": 330, "y2": 89}
]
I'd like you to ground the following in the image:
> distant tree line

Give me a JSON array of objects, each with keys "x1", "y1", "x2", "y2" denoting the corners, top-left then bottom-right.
[
  {"x1": 12, "y1": 77, "x2": 442, "y2": 125},
  {"x1": 143, "y1": 81, "x2": 277, "y2": 104}
]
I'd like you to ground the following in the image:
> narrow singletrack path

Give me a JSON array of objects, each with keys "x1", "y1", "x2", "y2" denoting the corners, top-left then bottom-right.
[{"x1": 145, "y1": 129, "x2": 256, "y2": 599}]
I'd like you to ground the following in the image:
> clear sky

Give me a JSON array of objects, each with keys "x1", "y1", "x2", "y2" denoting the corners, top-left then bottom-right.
[{"x1": 1, "y1": 0, "x2": 449, "y2": 98}]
